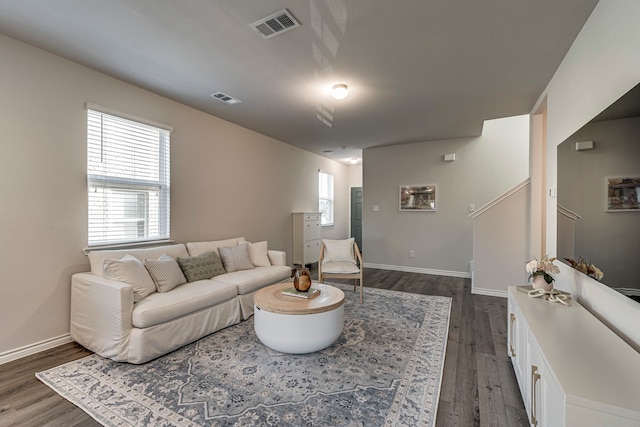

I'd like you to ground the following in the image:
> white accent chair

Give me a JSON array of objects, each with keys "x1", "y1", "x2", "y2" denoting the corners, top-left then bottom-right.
[{"x1": 318, "y1": 238, "x2": 363, "y2": 303}]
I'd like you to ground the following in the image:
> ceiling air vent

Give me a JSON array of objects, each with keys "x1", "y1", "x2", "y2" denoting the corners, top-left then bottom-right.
[
  {"x1": 210, "y1": 92, "x2": 242, "y2": 105},
  {"x1": 251, "y1": 9, "x2": 300, "y2": 39}
]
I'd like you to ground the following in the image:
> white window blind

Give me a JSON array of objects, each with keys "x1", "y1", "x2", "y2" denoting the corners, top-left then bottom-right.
[
  {"x1": 319, "y1": 171, "x2": 334, "y2": 225},
  {"x1": 87, "y1": 109, "x2": 170, "y2": 246}
]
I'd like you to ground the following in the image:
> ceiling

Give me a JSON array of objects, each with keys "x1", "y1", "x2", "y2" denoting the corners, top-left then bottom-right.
[
  {"x1": 0, "y1": 0, "x2": 599, "y2": 164},
  {"x1": 593, "y1": 83, "x2": 640, "y2": 123}
]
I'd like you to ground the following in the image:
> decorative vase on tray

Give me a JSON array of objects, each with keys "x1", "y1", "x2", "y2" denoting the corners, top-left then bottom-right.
[{"x1": 526, "y1": 255, "x2": 560, "y2": 292}]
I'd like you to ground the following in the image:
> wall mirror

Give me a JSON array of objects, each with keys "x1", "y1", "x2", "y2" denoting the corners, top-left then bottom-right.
[{"x1": 557, "y1": 83, "x2": 640, "y2": 303}]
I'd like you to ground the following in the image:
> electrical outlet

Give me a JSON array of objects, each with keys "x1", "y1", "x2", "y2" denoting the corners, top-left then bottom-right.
[
  {"x1": 469, "y1": 204, "x2": 475, "y2": 212},
  {"x1": 409, "y1": 250, "x2": 415, "y2": 258}
]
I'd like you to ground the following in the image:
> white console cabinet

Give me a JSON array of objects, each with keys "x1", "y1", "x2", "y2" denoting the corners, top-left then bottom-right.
[
  {"x1": 508, "y1": 286, "x2": 640, "y2": 427},
  {"x1": 292, "y1": 212, "x2": 322, "y2": 266}
]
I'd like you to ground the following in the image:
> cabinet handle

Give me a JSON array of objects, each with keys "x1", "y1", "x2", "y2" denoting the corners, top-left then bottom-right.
[
  {"x1": 531, "y1": 365, "x2": 541, "y2": 426},
  {"x1": 509, "y1": 313, "x2": 516, "y2": 357}
]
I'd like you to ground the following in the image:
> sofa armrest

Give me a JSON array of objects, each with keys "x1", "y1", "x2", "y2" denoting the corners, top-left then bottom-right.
[
  {"x1": 70, "y1": 272, "x2": 134, "y2": 362},
  {"x1": 267, "y1": 250, "x2": 286, "y2": 266}
]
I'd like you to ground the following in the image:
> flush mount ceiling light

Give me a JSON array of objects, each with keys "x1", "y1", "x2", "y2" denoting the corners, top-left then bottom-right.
[
  {"x1": 349, "y1": 157, "x2": 359, "y2": 165},
  {"x1": 332, "y1": 84, "x2": 349, "y2": 100}
]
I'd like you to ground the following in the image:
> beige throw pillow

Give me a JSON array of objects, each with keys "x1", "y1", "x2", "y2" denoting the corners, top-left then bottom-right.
[
  {"x1": 103, "y1": 254, "x2": 156, "y2": 302},
  {"x1": 322, "y1": 238, "x2": 356, "y2": 264},
  {"x1": 247, "y1": 241, "x2": 271, "y2": 267},
  {"x1": 219, "y1": 243, "x2": 255, "y2": 272},
  {"x1": 144, "y1": 254, "x2": 187, "y2": 293}
]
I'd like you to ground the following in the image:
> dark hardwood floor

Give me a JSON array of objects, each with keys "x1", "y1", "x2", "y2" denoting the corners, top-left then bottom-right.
[{"x1": 0, "y1": 268, "x2": 528, "y2": 427}]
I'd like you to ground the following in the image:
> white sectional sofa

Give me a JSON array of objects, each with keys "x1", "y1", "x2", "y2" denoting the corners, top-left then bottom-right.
[{"x1": 70, "y1": 237, "x2": 291, "y2": 364}]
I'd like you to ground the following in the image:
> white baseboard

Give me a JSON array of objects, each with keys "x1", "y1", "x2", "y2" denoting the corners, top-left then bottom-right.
[
  {"x1": 472, "y1": 287, "x2": 508, "y2": 298},
  {"x1": 615, "y1": 288, "x2": 640, "y2": 297},
  {"x1": 0, "y1": 333, "x2": 73, "y2": 365},
  {"x1": 364, "y1": 263, "x2": 471, "y2": 279}
]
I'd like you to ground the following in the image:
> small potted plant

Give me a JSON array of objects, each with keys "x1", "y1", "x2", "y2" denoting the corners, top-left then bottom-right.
[
  {"x1": 526, "y1": 255, "x2": 560, "y2": 291},
  {"x1": 564, "y1": 257, "x2": 604, "y2": 281}
]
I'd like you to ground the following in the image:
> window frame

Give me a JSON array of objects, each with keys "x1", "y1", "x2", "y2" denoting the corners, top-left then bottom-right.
[
  {"x1": 86, "y1": 105, "x2": 172, "y2": 248},
  {"x1": 318, "y1": 170, "x2": 334, "y2": 226}
]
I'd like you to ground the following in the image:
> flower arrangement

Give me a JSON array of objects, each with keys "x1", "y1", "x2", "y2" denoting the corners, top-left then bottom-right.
[
  {"x1": 525, "y1": 255, "x2": 560, "y2": 284},
  {"x1": 564, "y1": 257, "x2": 604, "y2": 281}
]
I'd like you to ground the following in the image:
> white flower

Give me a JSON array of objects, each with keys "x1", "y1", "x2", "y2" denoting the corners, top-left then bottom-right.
[{"x1": 525, "y1": 260, "x2": 539, "y2": 274}]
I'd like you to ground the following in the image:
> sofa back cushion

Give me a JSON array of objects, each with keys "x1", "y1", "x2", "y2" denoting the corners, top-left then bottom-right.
[
  {"x1": 88, "y1": 244, "x2": 189, "y2": 277},
  {"x1": 186, "y1": 237, "x2": 246, "y2": 257}
]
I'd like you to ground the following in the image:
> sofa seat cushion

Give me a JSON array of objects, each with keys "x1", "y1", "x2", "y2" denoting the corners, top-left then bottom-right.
[
  {"x1": 132, "y1": 280, "x2": 238, "y2": 328},
  {"x1": 322, "y1": 261, "x2": 361, "y2": 274},
  {"x1": 215, "y1": 266, "x2": 292, "y2": 295}
]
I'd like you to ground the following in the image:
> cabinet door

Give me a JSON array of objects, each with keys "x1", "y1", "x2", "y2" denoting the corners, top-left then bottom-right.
[
  {"x1": 526, "y1": 334, "x2": 542, "y2": 426},
  {"x1": 508, "y1": 295, "x2": 526, "y2": 398},
  {"x1": 541, "y1": 363, "x2": 564, "y2": 427},
  {"x1": 527, "y1": 331, "x2": 565, "y2": 427}
]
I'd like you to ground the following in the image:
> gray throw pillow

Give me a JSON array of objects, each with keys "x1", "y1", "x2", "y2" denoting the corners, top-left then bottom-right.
[
  {"x1": 218, "y1": 243, "x2": 255, "y2": 272},
  {"x1": 177, "y1": 251, "x2": 225, "y2": 282}
]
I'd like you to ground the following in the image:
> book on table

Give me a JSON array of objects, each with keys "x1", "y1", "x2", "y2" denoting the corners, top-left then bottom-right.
[{"x1": 281, "y1": 287, "x2": 320, "y2": 299}]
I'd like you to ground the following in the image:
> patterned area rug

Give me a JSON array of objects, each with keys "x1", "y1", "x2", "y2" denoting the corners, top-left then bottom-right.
[{"x1": 37, "y1": 284, "x2": 451, "y2": 426}]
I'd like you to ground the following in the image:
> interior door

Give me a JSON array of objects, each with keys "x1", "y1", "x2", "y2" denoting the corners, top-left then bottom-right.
[{"x1": 350, "y1": 187, "x2": 363, "y2": 252}]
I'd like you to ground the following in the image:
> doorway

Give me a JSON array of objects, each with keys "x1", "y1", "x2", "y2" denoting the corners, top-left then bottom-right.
[{"x1": 350, "y1": 187, "x2": 363, "y2": 252}]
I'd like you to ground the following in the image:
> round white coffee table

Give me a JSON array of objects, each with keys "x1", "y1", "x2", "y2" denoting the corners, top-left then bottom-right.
[{"x1": 253, "y1": 282, "x2": 345, "y2": 354}]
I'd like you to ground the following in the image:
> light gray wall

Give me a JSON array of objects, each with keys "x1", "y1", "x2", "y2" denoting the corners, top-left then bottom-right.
[
  {"x1": 347, "y1": 164, "x2": 363, "y2": 188},
  {"x1": 539, "y1": 0, "x2": 640, "y2": 349},
  {"x1": 557, "y1": 117, "x2": 640, "y2": 292},
  {"x1": 0, "y1": 34, "x2": 349, "y2": 355},
  {"x1": 472, "y1": 184, "x2": 530, "y2": 296},
  {"x1": 362, "y1": 115, "x2": 529, "y2": 275}
]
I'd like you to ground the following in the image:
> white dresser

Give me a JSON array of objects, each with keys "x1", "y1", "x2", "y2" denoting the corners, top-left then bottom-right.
[
  {"x1": 508, "y1": 286, "x2": 640, "y2": 427},
  {"x1": 292, "y1": 212, "x2": 322, "y2": 266}
]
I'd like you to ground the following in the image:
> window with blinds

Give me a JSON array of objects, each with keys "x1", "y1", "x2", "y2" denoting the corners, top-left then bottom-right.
[
  {"x1": 319, "y1": 171, "x2": 334, "y2": 225},
  {"x1": 87, "y1": 108, "x2": 170, "y2": 246}
]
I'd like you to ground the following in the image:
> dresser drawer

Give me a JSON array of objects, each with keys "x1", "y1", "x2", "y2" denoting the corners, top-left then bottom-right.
[
  {"x1": 304, "y1": 213, "x2": 321, "y2": 222},
  {"x1": 304, "y1": 239, "x2": 322, "y2": 263},
  {"x1": 304, "y1": 220, "x2": 322, "y2": 240},
  {"x1": 292, "y1": 212, "x2": 323, "y2": 265}
]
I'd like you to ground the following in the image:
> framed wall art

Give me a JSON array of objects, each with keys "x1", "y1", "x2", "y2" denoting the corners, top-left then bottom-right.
[
  {"x1": 399, "y1": 184, "x2": 437, "y2": 211},
  {"x1": 605, "y1": 176, "x2": 640, "y2": 211}
]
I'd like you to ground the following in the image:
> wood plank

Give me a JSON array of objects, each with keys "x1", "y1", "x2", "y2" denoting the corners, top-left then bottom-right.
[
  {"x1": 477, "y1": 352, "x2": 509, "y2": 426},
  {"x1": 474, "y1": 306, "x2": 497, "y2": 356}
]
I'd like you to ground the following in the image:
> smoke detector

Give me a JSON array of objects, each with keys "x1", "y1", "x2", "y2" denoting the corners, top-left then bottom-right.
[
  {"x1": 210, "y1": 92, "x2": 242, "y2": 105},
  {"x1": 251, "y1": 9, "x2": 300, "y2": 39}
]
